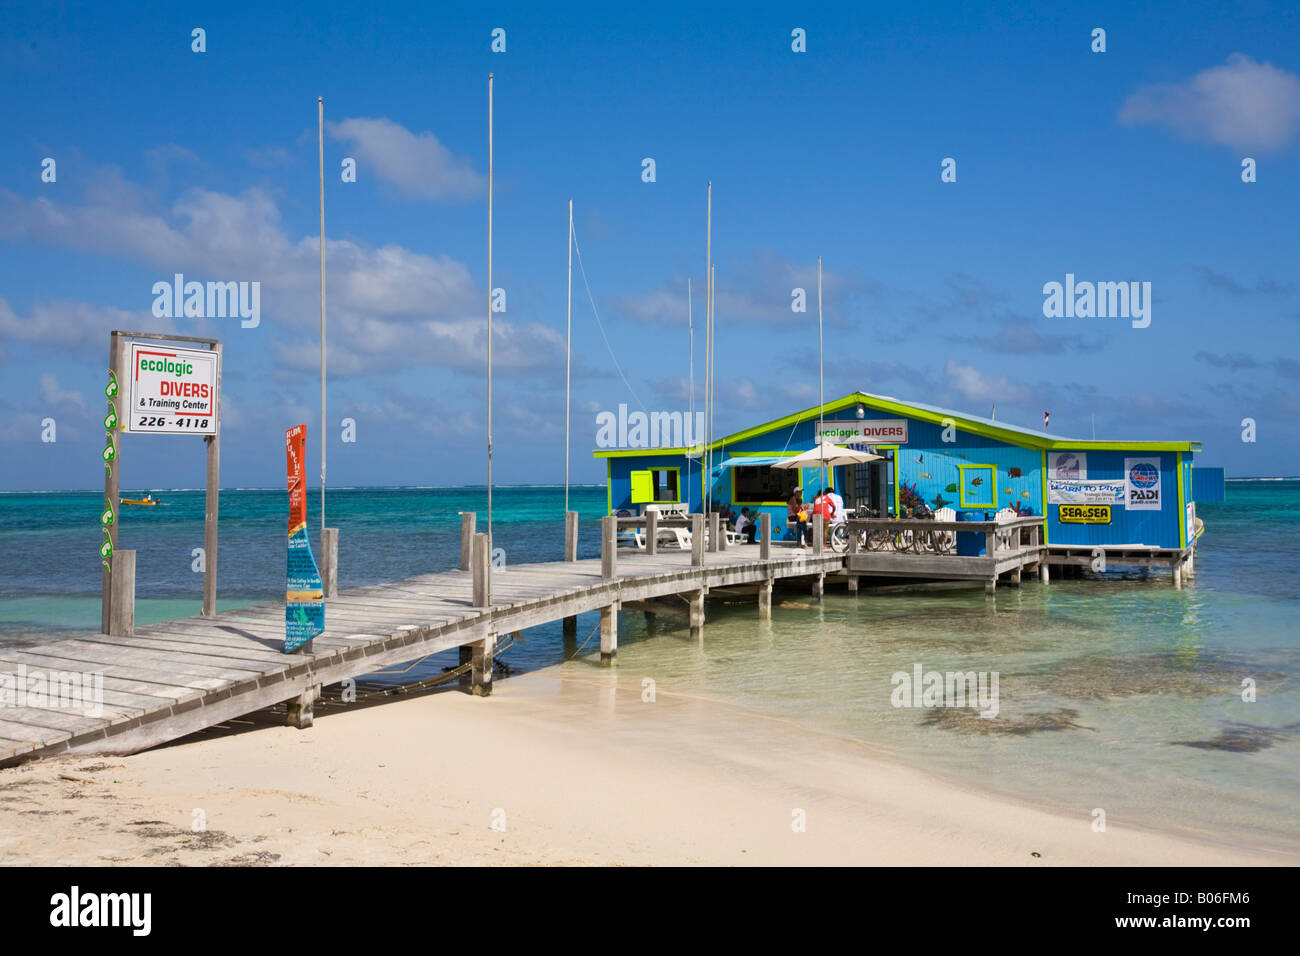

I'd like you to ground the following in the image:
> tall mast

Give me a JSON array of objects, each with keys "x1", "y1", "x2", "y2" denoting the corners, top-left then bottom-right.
[
  {"x1": 486, "y1": 74, "x2": 494, "y2": 547},
  {"x1": 565, "y1": 198, "x2": 573, "y2": 515},
  {"x1": 687, "y1": 277, "x2": 693, "y2": 500},
  {"x1": 707, "y1": 183, "x2": 717, "y2": 520},
  {"x1": 318, "y1": 96, "x2": 326, "y2": 532},
  {"x1": 817, "y1": 255, "x2": 824, "y2": 491}
]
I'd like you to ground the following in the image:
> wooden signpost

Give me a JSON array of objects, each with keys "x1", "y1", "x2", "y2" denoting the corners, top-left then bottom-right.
[{"x1": 101, "y1": 331, "x2": 222, "y2": 635}]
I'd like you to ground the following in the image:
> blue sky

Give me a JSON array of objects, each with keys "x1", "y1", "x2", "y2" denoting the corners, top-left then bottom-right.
[{"x1": 2, "y1": 0, "x2": 1298, "y2": 490}]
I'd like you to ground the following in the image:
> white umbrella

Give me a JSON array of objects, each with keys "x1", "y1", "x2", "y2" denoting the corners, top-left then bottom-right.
[{"x1": 773, "y1": 441, "x2": 881, "y2": 470}]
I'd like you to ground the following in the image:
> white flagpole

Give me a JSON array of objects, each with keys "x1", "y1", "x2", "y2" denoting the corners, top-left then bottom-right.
[
  {"x1": 565, "y1": 198, "x2": 572, "y2": 516},
  {"x1": 687, "y1": 277, "x2": 693, "y2": 500},
  {"x1": 318, "y1": 96, "x2": 326, "y2": 532},
  {"x1": 487, "y1": 74, "x2": 494, "y2": 547}
]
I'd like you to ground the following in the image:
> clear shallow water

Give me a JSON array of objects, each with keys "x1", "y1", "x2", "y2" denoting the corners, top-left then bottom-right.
[{"x1": 2, "y1": 482, "x2": 1297, "y2": 848}]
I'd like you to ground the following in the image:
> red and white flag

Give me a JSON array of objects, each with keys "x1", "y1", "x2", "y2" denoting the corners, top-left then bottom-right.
[{"x1": 1043, "y1": 411, "x2": 1050, "y2": 429}]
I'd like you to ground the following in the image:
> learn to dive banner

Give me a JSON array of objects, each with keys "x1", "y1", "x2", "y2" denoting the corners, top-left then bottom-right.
[{"x1": 284, "y1": 424, "x2": 324, "y2": 652}]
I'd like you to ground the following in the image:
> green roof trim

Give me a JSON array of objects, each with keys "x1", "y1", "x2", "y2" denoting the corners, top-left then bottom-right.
[{"x1": 592, "y1": 392, "x2": 1200, "y2": 457}]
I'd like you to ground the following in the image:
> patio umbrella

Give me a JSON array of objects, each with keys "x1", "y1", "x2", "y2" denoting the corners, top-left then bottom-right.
[{"x1": 772, "y1": 441, "x2": 882, "y2": 470}]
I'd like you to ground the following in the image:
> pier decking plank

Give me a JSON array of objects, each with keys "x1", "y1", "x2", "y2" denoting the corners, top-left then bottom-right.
[{"x1": 0, "y1": 548, "x2": 839, "y2": 762}]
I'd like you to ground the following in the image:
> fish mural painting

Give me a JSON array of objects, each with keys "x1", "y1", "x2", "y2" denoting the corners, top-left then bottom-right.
[{"x1": 284, "y1": 424, "x2": 325, "y2": 653}]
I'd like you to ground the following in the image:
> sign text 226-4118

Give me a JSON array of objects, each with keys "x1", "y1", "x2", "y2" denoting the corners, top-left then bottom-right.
[{"x1": 137, "y1": 416, "x2": 211, "y2": 430}]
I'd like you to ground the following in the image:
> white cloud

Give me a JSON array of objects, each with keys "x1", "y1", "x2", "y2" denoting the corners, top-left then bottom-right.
[
  {"x1": 0, "y1": 297, "x2": 171, "y2": 359},
  {"x1": 944, "y1": 360, "x2": 1028, "y2": 404},
  {"x1": 1119, "y1": 54, "x2": 1300, "y2": 150},
  {"x1": 327, "y1": 117, "x2": 485, "y2": 200},
  {"x1": 0, "y1": 180, "x2": 562, "y2": 378},
  {"x1": 38, "y1": 372, "x2": 88, "y2": 415}
]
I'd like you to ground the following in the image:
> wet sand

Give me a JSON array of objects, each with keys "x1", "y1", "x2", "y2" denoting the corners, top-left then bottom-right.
[{"x1": 0, "y1": 665, "x2": 1291, "y2": 866}]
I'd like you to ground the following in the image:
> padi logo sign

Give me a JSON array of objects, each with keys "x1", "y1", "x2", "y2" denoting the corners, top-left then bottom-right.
[{"x1": 1125, "y1": 457, "x2": 1161, "y2": 512}]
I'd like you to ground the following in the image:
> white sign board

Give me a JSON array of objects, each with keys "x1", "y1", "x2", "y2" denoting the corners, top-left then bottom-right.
[
  {"x1": 1047, "y1": 478, "x2": 1124, "y2": 506},
  {"x1": 816, "y1": 419, "x2": 909, "y2": 444},
  {"x1": 126, "y1": 342, "x2": 220, "y2": 435},
  {"x1": 1124, "y1": 457, "x2": 1162, "y2": 511}
]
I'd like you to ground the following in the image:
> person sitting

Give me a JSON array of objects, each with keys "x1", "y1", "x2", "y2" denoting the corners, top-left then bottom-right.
[
  {"x1": 827, "y1": 487, "x2": 845, "y2": 525},
  {"x1": 787, "y1": 487, "x2": 808, "y2": 546},
  {"x1": 734, "y1": 507, "x2": 758, "y2": 543}
]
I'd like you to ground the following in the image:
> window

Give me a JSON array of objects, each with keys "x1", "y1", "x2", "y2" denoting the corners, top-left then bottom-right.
[
  {"x1": 734, "y1": 464, "x2": 798, "y2": 504},
  {"x1": 958, "y1": 464, "x2": 997, "y2": 509}
]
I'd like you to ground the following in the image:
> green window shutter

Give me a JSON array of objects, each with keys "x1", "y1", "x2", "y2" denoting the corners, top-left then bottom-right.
[{"x1": 630, "y1": 470, "x2": 653, "y2": 503}]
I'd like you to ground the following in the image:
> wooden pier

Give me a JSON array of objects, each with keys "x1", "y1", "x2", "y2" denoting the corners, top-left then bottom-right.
[{"x1": 0, "y1": 518, "x2": 839, "y2": 766}]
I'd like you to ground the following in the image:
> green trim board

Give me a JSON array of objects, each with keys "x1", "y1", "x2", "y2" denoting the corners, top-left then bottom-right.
[
  {"x1": 1040, "y1": 450, "x2": 1049, "y2": 544},
  {"x1": 606, "y1": 459, "x2": 612, "y2": 515},
  {"x1": 1177, "y1": 451, "x2": 1186, "y2": 549},
  {"x1": 958, "y1": 464, "x2": 997, "y2": 509}
]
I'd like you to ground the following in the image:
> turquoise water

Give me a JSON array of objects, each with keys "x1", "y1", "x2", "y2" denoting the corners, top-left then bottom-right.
[{"x1": 2, "y1": 482, "x2": 1297, "y2": 848}]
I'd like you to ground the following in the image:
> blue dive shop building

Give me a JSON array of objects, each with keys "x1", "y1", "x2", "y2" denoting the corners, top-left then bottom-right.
[{"x1": 593, "y1": 391, "x2": 1208, "y2": 560}]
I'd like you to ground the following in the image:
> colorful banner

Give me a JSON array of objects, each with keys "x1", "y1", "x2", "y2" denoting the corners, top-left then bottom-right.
[
  {"x1": 1124, "y1": 457, "x2": 1162, "y2": 512},
  {"x1": 284, "y1": 424, "x2": 324, "y2": 652},
  {"x1": 1047, "y1": 478, "x2": 1124, "y2": 506}
]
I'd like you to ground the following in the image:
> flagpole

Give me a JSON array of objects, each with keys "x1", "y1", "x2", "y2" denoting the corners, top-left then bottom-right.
[
  {"x1": 687, "y1": 277, "x2": 693, "y2": 503},
  {"x1": 318, "y1": 96, "x2": 326, "y2": 532},
  {"x1": 487, "y1": 74, "x2": 494, "y2": 548},
  {"x1": 565, "y1": 198, "x2": 572, "y2": 516}
]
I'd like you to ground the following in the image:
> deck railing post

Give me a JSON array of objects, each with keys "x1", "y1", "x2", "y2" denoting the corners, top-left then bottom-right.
[
  {"x1": 321, "y1": 527, "x2": 339, "y2": 598},
  {"x1": 691, "y1": 514, "x2": 704, "y2": 567},
  {"x1": 460, "y1": 511, "x2": 476, "y2": 571},
  {"x1": 564, "y1": 510, "x2": 578, "y2": 562},
  {"x1": 473, "y1": 531, "x2": 490, "y2": 607},
  {"x1": 708, "y1": 512, "x2": 720, "y2": 553},
  {"x1": 601, "y1": 515, "x2": 617, "y2": 580},
  {"x1": 985, "y1": 528, "x2": 996, "y2": 557},
  {"x1": 108, "y1": 549, "x2": 135, "y2": 637},
  {"x1": 848, "y1": 521, "x2": 859, "y2": 554},
  {"x1": 759, "y1": 513, "x2": 771, "y2": 560},
  {"x1": 646, "y1": 509, "x2": 658, "y2": 556},
  {"x1": 812, "y1": 514, "x2": 824, "y2": 554}
]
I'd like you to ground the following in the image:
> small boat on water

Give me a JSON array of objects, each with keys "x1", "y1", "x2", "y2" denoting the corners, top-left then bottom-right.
[{"x1": 121, "y1": 493, "x2": 158, "y2": 507}]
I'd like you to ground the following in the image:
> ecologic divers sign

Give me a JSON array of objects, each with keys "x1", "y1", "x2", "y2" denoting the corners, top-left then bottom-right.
[{"x1": 126, "y1": 342, "x2": 220, "y2": 434}]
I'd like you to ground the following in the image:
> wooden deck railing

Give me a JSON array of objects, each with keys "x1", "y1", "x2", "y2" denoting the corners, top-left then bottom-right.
[{"x1": 844, "y1": 516, "x2": 1044, "y2": 557}]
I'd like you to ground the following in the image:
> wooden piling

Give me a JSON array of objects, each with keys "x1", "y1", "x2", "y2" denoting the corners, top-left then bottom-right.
[
  {"x1": 600, "y1": 603, "x2": 618, "y2": 665},
  {"x1": 812, "y1": 571, "x2": 824, "y2": 601},
  {"x1": 601, "y1": 515, "x2": 617, "y2": 580},
  {"x1": 472, "y1": 531, "x2": 490, "y2": 607},
  {"x1": 812, "y1": 515, "x2": 824, "y2": 554},
  {"x1": 108, "y1": 549, "x2": 135, "y2": 637},
  {"x1": 321, "y1": 527, "x2": 339, "y2": 598},
  {"x1": 758, "y1": 578, "x2": 772, "y2": 619},
  {"x1": 689, "y1": 588, "x2": 705, "y2": 639},
  {"x1": 759, "y1": 513, "x2": 771, "y2": 560},
  {"x1": 564, "y1": 510, "x2": 578, "y2": 562},
  {"x1": 471, "y1": 635, "x2": 495, "y2": 695},
  {"x1": 460, "y1": 512, "x2": 475, "y2": 571},
  {"x1": 846, "y1": 574, "x2": 858, "y2": 593},
  {"x1": 646, "y1": 509, "x2": 658, "y2": 556},
  {"x1": 691, "y1": 514, "x2": 704, "y2": 567},
  {"x1": 708, "y1": 512, "x2": 720, "y2": 553},
  {"x1": 285, "y1": 686, "x2": 315, "y2": 728}
]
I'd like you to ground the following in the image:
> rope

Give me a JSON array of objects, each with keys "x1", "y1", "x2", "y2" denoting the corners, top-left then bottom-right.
[{"x1": 571, "y1": 225, "x2": 648, "y2": 414}]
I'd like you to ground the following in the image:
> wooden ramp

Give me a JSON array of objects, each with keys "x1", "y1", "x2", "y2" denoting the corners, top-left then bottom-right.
[{"x1": 0, "y1": 547, "x2": 841, "y2": 765}]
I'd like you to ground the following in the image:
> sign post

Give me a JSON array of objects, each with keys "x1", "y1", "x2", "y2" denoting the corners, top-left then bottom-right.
[
  {"x1": 101, "y1": 332, "x2": 222, "y2": 633},
  {"x1": 284, "y1": 424, "x2": 325, "y2": 653}
]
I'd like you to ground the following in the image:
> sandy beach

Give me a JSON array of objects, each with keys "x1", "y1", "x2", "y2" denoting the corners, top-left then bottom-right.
[{"x1": 0, "y1": 663, "x2": 1291, "y2": 867}]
